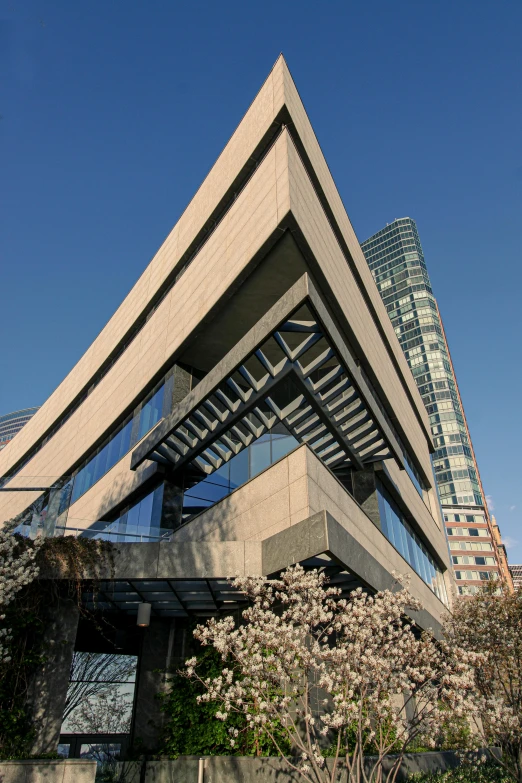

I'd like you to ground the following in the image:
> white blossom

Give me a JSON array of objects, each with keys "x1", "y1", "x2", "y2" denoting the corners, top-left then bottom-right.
[
  {"x1": 444, "y1": 585, "x2": 522, "y2": 782},
  {"x1": 0, "y1": 517, "x2": 43, "y2": 662},
  {"x1": 184, "y1": 565, "x2": 478, "y2": 783}
]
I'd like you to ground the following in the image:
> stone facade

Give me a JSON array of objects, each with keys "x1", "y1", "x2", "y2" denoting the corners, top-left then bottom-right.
[{"x1": 0, "y1": 56, "x2": 454, "y2": 758}]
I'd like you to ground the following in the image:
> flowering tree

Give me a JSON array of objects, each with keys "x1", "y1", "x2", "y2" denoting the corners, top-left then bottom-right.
[
  {"x1": 185, "y1": 565, "x2": 479, "y2": 783},
  {"x1": 444, "y1": 585, "x2": 522, "y2": 783},
  {"x1": 0, "y1": 516, "x2": 42, "y2": 663}
]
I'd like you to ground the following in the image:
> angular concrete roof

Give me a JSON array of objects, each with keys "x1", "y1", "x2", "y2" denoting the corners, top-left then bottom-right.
[
  {"x1": 0, "y1": 58, "x2": 434, "y2": 533},
  {"x1": 0, "y1": 57, "x2": 430, "y2": 476}
]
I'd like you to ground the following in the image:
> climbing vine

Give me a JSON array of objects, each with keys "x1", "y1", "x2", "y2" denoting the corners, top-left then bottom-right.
[
  {"x1": 0, "y1": 517, "x2": 114, "y2": 759},
  {"x1": 158, "y1": 638, "x2": 291, "y2": 758}
]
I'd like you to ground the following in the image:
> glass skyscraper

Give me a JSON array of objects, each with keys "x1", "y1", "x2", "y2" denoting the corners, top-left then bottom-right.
[
  {"x1": 361, "y1": 218, "x2": 512, "y2": 594},
  {"x1": 0, "y1": 407, "x2": 39, "y2": 451}
]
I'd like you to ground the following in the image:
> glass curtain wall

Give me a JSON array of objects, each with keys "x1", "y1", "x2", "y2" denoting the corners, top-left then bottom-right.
[
  {"x1": 78, "y1": 485, "x2": 165, "y2": 542},
  {"x1": 376, "y1": 480, "x2": 448, "y2": 605},
  {"x1": 59, "y1": 652, "x2": 137, "y2": 770},
  {"x1": 361, "y1": 219, "x2": 481, "y2": 508},
  {"x1": 54, "y1": 379, "x2": 171, "y2": 522},
  {"x1": 361, "y1": 218, "x2": 504, "y2": 591},
  {"x1": 77, "y1": 419, "x2": 450, "y2": 606},
  {"x1": 77, "y1": 425, "x2": 298, "y2": 541},
  {"x1": 68, "y1": 384, "x2": 166, "y2": 506}
]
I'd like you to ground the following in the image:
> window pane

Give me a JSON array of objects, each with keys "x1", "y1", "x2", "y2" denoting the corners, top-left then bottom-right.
[
  {"x1": 92, "y1": 443, "x2": 110, "y2": 485},
  {"x1": 250, "y1": 435, "x2": 271, "y2": 478},
  {"x1": 59, "y1": 480, "x2": 74, "y2": 515},
  {"x1": 137, "y1": 491, "x2": 154, "y2": 529},
  {"x1": 119, "y1": 419, "x2": 133, "y2": 458},
  {"x1": 126, "y1": 502, "x2": 140, "y2": 529},
  {"x1": 376, "y1": 480, "x2": 446, "y2": 604},
  {"x1": 151, "y1": 484, "x2": 164, "y2": 529},
  {"x1": 71, "y1": 459, "x2": 95, "y2": 503},
  {"x1": 106, "y1": 428, "x2": 123, "y2": 471},
  {"x1": 185, "y1": 477, "x2": 230, "y2": 504},
  {"x1": 139, "y1": 386, "x2": 165, "y2": 440},
  {"x1": 230, "y1": 449, "x2": 248, "y2": 489},
  {"x1": 62, "y1": 653, "x2": 136, "y2": 735},
  {"x1": 271, "y1": 431, "x2": 298, "y2": 462},
  {"x1": 211, "y1": 462, "x2": 230, "y2": 489}
]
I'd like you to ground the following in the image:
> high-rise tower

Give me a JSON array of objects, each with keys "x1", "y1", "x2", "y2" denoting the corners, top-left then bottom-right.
[
  {"x1": 361, "y1": 218, "x2": 513, "y2": 594},
  {"x1": 0, "y1": 407, "x2": 39, "y2": 450}
]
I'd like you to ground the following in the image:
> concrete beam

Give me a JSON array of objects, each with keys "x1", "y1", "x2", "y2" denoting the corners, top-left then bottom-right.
[{"x1": 262, "y1": 511, "x2": 443, "y2": 636}]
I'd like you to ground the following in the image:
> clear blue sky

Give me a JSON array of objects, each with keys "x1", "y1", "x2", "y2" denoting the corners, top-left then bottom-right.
[{"x1": 1, "y1": 1, "x2": 521, "y2": 557}]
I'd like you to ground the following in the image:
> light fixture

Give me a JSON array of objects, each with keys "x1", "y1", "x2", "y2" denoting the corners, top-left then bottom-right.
[{"x1": 136, "y1": 602, "x2": 151, "y2": 627}]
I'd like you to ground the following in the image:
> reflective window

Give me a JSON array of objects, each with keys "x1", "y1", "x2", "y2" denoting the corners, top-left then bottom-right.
[
  {"x1": 80, "y1": 743, "x2": 122, "y2": 774},
  {"x1": 403, "y1": 450, "x2": 424, "y2": 496},
  {"x1": 377, "y1": 480, "x2": 448, "y2": 605},
  {"x1": 60, "y1": 652, "x2": 136, "y2": 776},
  {"x1": 80, "y1": 485, "x2": 166, "y2": 542},
  {"x1": 69, "y1": 382, "x2": 166, "y2": 508},
  {"x1": 61, "y1": 652, "x2": 137, "y2": 735},
  {"x1": 138, "y1": 385, "x2": 164, "y2": 441},
  {"x1": 182, "y1": 424, "x2": 298, "y2": 524},
  {"x1": 70, "y1": 418, "x2": 133, "y2": 505}
]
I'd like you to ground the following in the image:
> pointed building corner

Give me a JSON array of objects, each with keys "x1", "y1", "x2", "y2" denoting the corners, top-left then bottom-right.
[{"x1": 0, "y1": 64, "x2": 457, "y2": 756}]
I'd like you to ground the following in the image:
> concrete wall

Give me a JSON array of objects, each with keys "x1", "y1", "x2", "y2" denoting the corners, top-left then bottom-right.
[
  {"x1": 0, "y1": 129, "x2": 291, "y2": 523},
  {"x1": 0, "y1": 55, "x2": 429, "y2": 482},
  {"x1": 0, "y1": 759, "x2": 96, "y2": 783},
  {"x1": 115, "y1": 751, "x2": 494, "y2": 783},
  {"x1": 0, "y1": 751, "x2": 498, "y2": 783},
  {"x1": 170, "y1": 445, "x2": 450, "y2": 624},
  {"x1": 0, "y1": 60, "x2": 434, "y2": 538}
]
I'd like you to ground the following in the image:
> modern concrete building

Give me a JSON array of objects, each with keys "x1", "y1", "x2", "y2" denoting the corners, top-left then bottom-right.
[
  {"x1": 0, "y1": 59, "x2": 453, "y2": 758},
  {"x1": 361, "y1": 218, "x2": 513, "y2": 594},
  {"x1": 0, "y1": 407, "x2": 39, "y2": 451}
]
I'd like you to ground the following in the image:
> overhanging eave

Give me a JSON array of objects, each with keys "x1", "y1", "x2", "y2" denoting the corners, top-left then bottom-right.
[{"x1": 130, "y1": 275, "x2": 406, "y2": 481}]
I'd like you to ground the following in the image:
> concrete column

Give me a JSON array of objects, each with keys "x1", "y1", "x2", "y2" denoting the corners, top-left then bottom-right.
[
  {"x1": 131, "y1": 619, "x2": 175, "y2": 753},
  {"x1": 160, "y1": 363, "x2": 194, "y2": 420},
  {"x1": 351, "y1": 467, "x2": 381, "y2": 528},
  {"x1": 161, "y1": 480, "x2": 184, "y2": 531},
  {"x1": 28, "y1": 598, "x2": 79, "y2": 755}
]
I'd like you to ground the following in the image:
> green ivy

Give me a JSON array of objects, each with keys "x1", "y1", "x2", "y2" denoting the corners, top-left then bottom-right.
[
  {"x1": 408, "y1": 762, "x2": 511, "y2": 782},
  {"x1": 0, "y1": 583, "x2": 48, "y2": 758},
  {"x1": 0, "y1": 534, "x2": 114, "y2": 759},
  {"x1": 157, "y1": 643, "x2": 291, "y2": 758}
]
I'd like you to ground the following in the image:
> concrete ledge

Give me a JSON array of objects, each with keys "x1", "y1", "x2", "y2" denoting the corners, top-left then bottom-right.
[
  {"x1": 262, "y1": 510, "x2": 444, "y2": 636},
  {"x1": 116, "y1": 750, "x2": 500, "y2": 782},
  {"x1": 0, "y1": 759, "x2": 96, "y2": 783}
]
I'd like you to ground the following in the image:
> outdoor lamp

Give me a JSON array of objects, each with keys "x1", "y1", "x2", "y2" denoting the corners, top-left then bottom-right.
[{"x1": 137, "y1": 602, "x2": 151, "y2": 627}]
